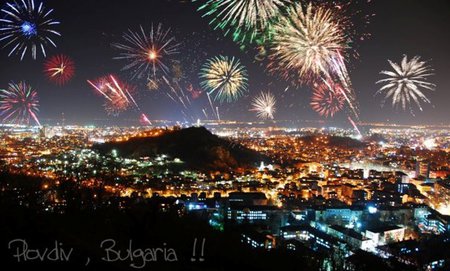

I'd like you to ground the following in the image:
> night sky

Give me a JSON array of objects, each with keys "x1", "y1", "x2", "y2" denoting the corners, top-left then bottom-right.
[{"x1": 0, "y1": 0, "x2": 449, "y2": 126}]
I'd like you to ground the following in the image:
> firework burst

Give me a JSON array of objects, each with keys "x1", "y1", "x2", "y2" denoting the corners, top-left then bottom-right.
[
  {"x1": 194, "y1": 0, "x2": 290, "y2": 45},
  {"x1": 268, "y1": 2, "x2": 347, "y2": 83},
  {"x1": 268, "y1": 2, "x2": 364, "y2": 125},
  {"x1": 87, "y1": 75, "x2": 138, "y2": 116},
  {"x1": 0, "y1": 81, "x2": 40, "y2": 126},
  {"x1": 112, "y1": 24, "x2": 181, "y2": 80},
  {"x1": 43, "y1": 54, "x2": 75, "y2": 85},
  {"x1": 376, "y1": 55, "x2": 435, "y2": 112},
  {"x1": 251, "y1": 91, "x2": 276, "y2": 120},
  {"x1": 199, "y1": 55, "x2": 248, "y2": 103},
  {"x1": 0, "y1": 0, "x2": 61, "y2": 60},
  {"x1": 310, "y1": 80, "x2": 345, "y2": 118}
]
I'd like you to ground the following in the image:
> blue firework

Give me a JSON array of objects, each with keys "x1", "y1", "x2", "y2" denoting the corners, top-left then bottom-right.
[{"x1": 0, "y1": 0, "x2": 61, "y2": 60}]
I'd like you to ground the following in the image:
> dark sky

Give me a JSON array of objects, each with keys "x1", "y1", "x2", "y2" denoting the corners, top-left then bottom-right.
[{"x1": 0, "y1": 0, "x2": 449, "y2": 126}]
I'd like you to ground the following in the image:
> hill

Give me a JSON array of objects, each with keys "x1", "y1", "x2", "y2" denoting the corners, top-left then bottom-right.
[{"x1": 94, "y1": 127, "x2": 269, "y2": 171}]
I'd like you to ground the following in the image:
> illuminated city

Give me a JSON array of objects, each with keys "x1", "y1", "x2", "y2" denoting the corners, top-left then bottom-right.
[{"x1": 0, "y1": 1, "x2": 449, "y2": 271}]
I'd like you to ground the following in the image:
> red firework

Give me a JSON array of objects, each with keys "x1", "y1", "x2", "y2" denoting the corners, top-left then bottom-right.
[
  {"x1": 187, "y1": 84, "x2": 202, "y2": 99},
  {"x1": 87, "y1": 75, "x2": 138, "y2": 116},
  {"x1": 44, "y1": 55, "x2": 75, "y2": 85},
  {"x1": 311, "y1": 80, "x2": 345, "y2": 118}
]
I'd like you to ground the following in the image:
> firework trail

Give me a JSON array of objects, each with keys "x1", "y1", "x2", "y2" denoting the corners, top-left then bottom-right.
[
  {"x1": 0, "y1": 81, "x2": 40, "y2": 126},
  {"x1": 159, "y1": 75, "x2": 214, "y2": 122},
  {"x1": 87, "y1": 75, "x2": 138, "y2": 116},
  {"x1": 206, "y1": 92, "x2": 218, "y2": 119},
  {"x1": 112, "y1": 24, "x2": 181, "y2": 80},
  {"x1": 0, "y1": 0, "x2": 60, "y2": 60},
  {"x1": 250, "y1": 91, "x2": 276, "y2": 120},
  {"x1": 163, "y1": 77, "x2": 190, "y2": 109},
  {"x1": 348, "y1": 116, "x2": 362, "y2": 138},
  {"x1": 140, "y1": 113, "x2": 152, "y2": 125},
  {"x1": 376, "y1": 55, "x2": 435, "y2": 113},
  {"x1": 216, "y1": 106, "x2": 221, "y2": 121},
  {"x1": 200, "y1": 55, "x2": 248, "y2": 103},
  {"x1": 327, "y1": 52, "x2": 359, "y2": 117},
  {"x1": 43, "y1": 54, "x2": 75, "y2": 85}
]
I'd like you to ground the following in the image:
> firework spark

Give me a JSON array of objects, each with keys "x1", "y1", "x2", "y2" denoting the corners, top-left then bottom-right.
[
  {"x1": 43, "y1": 54, "x2": 75, "y2": 85},
  {"x1": 0, "y1": 0, "x2": 60, "y2": 60},
  {"x1": 268, "y1": 2, "x2": 347, "y2": 83},
  {"x1": 315, "y1": 0, "x2": 374, "y2": 49},
  {"x1": 310, "y1": 80, "x2": 345, "y2": 118},
  {"x1": 194, "y1": 0, "x2": 290, "y2": 45},
  {"x1": 200, "y1": 55, "x2": 248, "y2": 103},
  {"x1": 376, "y1": 55, "x2": 435, "y2": 112},
  {"x1": 251, "y1": 91, "x2": 276, "y2": 120},
  {"x1": 147, "y1": 78, "x2": 160, "y2": 90},
  {"x1": 0, "y1": 81, "x2": 40, "y2": 126},
  {"x1": 87, "y1": 75, "x2": 138, "y2": 116},
  {"x1": 112, "y1": 24, "x2": 180, "y2": 80}
]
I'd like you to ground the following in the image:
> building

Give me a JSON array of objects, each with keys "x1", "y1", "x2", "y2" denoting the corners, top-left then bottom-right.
[
  {"x1": 327, "y1": 225, "x2": 374, "y2": 251},
  {"x1": 308, "y1": 227, "x2": 344, "y2": 251},
  {"x1": 240, "y1": 230, "x2": 275, "y2": 250},
  {"x1": 416, "y1": 160, "x2": 430, "y2": 179},
  {"x1": 322, "y1": 184, "x2": 341, "y2": 199},
  {"x1": 414, "y1": 205, "x2": 430, "y2": 224},
  {"x1": 377, "y1": 239, "x2": 449, "y2": 270},
  {"x1": 280, "y1": 225, "x2": 311, "y2": 241},
  {"x1": 314, "y1": 207, "x2": 363, "y2": 227},
  {"x1": 371, "y1": 190, "x2": 402, "y2": 206},
  {"x1": 433, "y1": 180, "x2": 450, "y2": 216},
  {"x1": 228, "y1": 192, "x2": 268, "y2": 206},
  {"x1": 226, "y1": 205, "x2": 288, "y2": 233},
  {"x1": 280, "y1": 225, "x2": 344, "y2": 252},
  {"x1": 423, "y1": 211, "x2": 450, "y2": 234},
  {"x1": 364, "y1": 225, "x2": 405, "y2": 246},
  {"x1": 377, "y1": 206, "x2": 415, "y2": 226}
]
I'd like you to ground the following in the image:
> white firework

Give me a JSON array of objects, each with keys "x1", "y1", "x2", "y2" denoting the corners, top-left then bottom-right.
[
  {"x1": 376, "y1": 55, "x2": 435, "y2": 112},
  {"x1": 268, "y1": 2, "x2": 347, "y2": 82},
  {"x1": 251, "y1": 91, "x2": 276, "y2": 119},
  {"x1": 112, "y1": 24, "x2": 180, "y2": 80}
]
